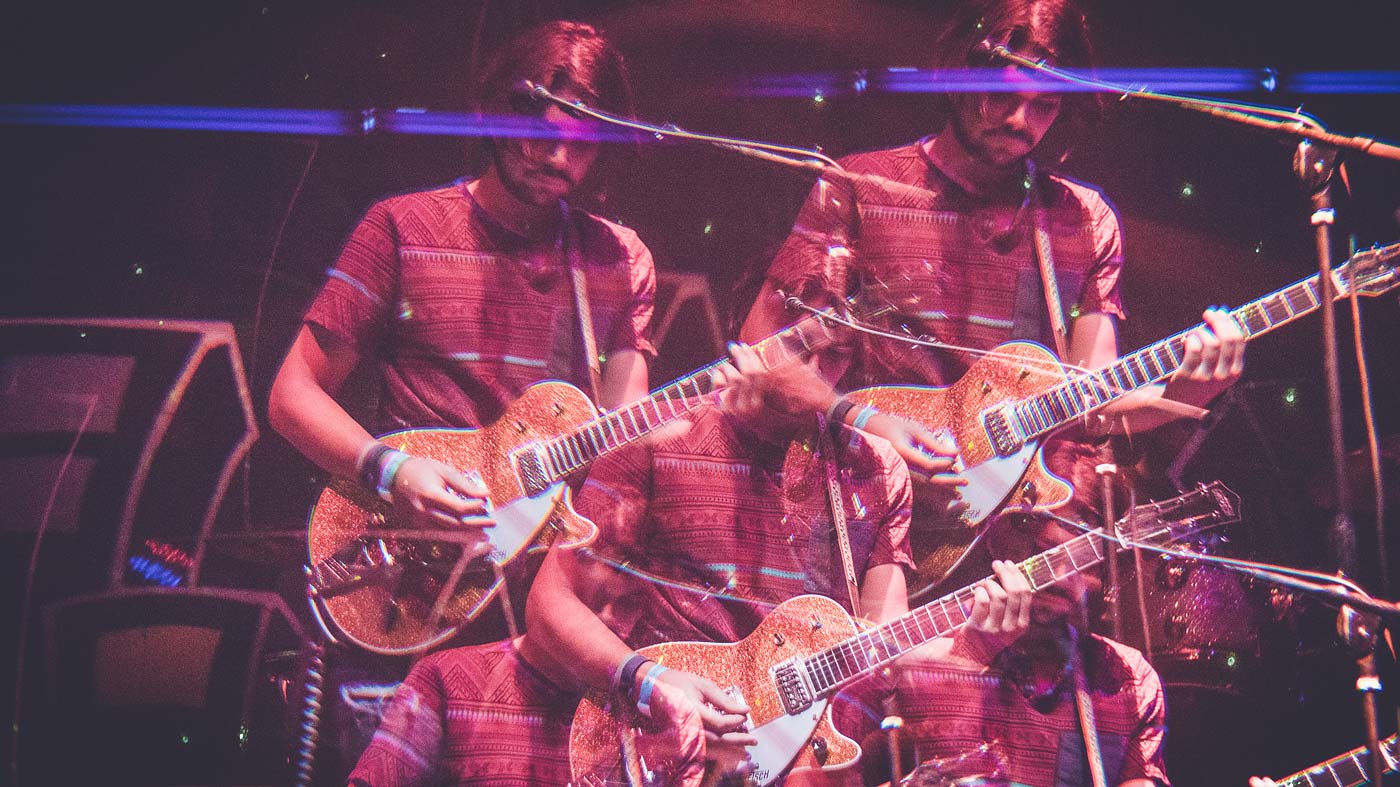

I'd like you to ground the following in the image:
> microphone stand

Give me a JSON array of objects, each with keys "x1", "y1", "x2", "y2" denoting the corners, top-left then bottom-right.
[
  {"x1": 983, "y1": 44, "x2": 1400, "y2": 580},
  {"x1": 982, "y1": 49, "x2": 1400, "y2": 781}
]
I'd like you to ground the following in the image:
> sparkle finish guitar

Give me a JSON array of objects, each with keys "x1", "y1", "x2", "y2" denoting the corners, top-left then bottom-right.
[
  {"x1": 1270, "y1": 734, "x2": 1397, "y2": 787},
  {"x1": 850, "y1": 241, "x2": 1399, "y2": 533},
  {"x1": 305, "y1": 307, "x2": 853, "y2": 655},
  {"x1": 570, "y1": 483, "x2": 1239, "y2": 787}
]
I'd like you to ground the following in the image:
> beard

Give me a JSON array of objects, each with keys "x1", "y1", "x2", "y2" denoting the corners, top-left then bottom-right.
[
  {"x1": 492, "y1": 143, "x2": 576, "y2": 208},
  {"x1": 948, "y1": 108, "x2": 1039, "y2": 170}
]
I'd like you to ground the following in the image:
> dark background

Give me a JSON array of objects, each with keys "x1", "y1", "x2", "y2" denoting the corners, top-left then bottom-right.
[{"x1": 3, "y1": 1, "x2": 1399, "y2": 785}]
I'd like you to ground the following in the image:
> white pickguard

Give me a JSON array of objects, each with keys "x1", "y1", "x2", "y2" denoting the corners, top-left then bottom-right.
[
  {"x1": 742, "y1": 698, "x2": 831, "y2": 787},
  {"x1": 485, "y1": 482, "x2": 564, "y2": 563},
  {"x1": 958, "y1": 441, "x2": 1040, "y2": 523}
]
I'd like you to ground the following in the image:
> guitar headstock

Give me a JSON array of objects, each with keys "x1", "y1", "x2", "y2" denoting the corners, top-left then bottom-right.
[
  {"x1": 1120, "y1": 480, "x2": 1242, "y2": 549},
  {"x1": 1338, "y1": 240, "x2": 1400, "y2": 297}
]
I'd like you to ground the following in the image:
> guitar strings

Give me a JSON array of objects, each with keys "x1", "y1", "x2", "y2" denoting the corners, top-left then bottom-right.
[{"x1": 1043, "y1": 508, "x2": 1372, "y2": 598}]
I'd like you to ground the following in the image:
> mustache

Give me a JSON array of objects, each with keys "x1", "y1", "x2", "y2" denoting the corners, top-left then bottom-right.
[{"x1": 985, "y1": 127, "x2": 1037, "y2": 146}]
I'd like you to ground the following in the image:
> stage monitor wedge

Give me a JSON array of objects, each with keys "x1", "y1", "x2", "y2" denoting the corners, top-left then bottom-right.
[{"x1": 0, "y1": 318, "x2": 258, "y2": 589}]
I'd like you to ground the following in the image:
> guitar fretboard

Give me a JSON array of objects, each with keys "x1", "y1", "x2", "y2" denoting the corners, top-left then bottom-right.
[
  {"x1": 1012, "y1": 271, "x2": 1331, "y2": 440},
  {"x1": 802, "y1": 526, "x2": 1122, "y2": 696},
  {"x1": 534, "y1": 309, "x2": 843, "y2": 480},
  {"x1": 1278, "y1": 734, "x2": 1398, "y2": 787}
]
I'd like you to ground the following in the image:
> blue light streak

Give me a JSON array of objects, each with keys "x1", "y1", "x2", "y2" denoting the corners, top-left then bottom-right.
[
  {"x1": 0, "y1": 70, "x2": 1393, "y2": 138},
  {"x1": 0, "y1": 104, "x2": 636, "y2": 141}
]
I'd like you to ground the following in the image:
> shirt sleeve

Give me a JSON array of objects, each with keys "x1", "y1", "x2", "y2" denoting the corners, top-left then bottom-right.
[
  {"x1": 1077, "y1": 191, "x2": 1127, "y2": 322},
  {"x1": 345, "y1": 658, "x2": 446, "y2": 787},
  {"x1": 764, "y1": 175, "x2": 862, "y2": 310},
  {"x1": 607, "y1": 228, "x2": 657, "y2": 359},
  {"x1": 572, "y1": 439, "x2": 655, "y2": 563},
  {"x1": 851, "y1": 429, "x2": 916, "y2": 574},
  {"x1": 305, "y1": 200, "x2": 400, "y2": 351},
  {"x1": 1121, "y1": 652, "x2": 1171, "y2": 786}
]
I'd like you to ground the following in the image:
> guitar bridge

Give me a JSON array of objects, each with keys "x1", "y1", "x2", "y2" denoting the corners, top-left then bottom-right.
[
  {"x1": 772, "y1": 658, "x2": 815, "y2": 714},
  {"x1": 982, "y1": 406, "x2": 1023, "y2": 457}
]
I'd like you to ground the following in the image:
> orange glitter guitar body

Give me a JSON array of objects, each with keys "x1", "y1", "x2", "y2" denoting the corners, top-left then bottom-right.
[
  {"x1": 304, "y1": 308, "x2": 852, "y2": 655},
  {"x1": 570, "y1": 483, "x2": 1238, "y2": 787},
  {"x1": 848, "y1": 241, "x2": 1400, "y2": 569}
]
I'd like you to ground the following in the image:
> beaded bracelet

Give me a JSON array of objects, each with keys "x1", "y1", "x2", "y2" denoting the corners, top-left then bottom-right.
[{"x1": 636, "y1": 665, "x2": 670, "y2": 718}]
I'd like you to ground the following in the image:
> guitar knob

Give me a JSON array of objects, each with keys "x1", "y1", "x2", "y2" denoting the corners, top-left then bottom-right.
[
  {"x1": 1020, "y1": 481, "x2": 1039, "y2": 505},
  {"x1": 514, "y1": 420, "x2": 528, "y2": 434},
  {"x1": 552, "y1": 402, "x2": 565, "y2": 416},
  {"x1": 773, "y1": 632, "x2": 785, "y2": 647},
  {"x1": 1018, "y1": 366, "x2": 1030, "y2": 379},
  {"x1": 981, "y1": 380, "x2": 993, "y2": 395},
  {"x1": 810, "y1": 616, "x2": 823, "y2": 631},
  {"x1": 809, "y1": 735, "x2": 829, "y2": 764}
]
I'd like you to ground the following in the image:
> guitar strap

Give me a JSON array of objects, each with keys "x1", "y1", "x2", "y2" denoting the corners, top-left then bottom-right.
[
  {"x1": 1028, "y1": 161, "x2": 1072, "y2": 361},
  {"x1": 1070, "y1": 626, "x2": 1110, "y2": 787},
  {"x1": 818, "y1": 419, "x2": 864, "y2": 621},
  {"x1": 1035, "y1": 169, "x2": 1108, "y2": 787},
  {"x1": 564, "y1": 201, "x2": 605, "y2": 404}
]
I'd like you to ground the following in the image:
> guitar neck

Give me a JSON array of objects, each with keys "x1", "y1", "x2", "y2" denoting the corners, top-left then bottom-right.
[
  {"x1": 804, "y1": 527, "x2": 1117, "y2": 696},
  {"x1": 1277, "y1": 734, "x2": 1398, "y2": 787},
  {"x1": 539, "y1": 309, "x2": 843, "y2": 480},
  {"x1": 1017, "y1": 269, "x2": 1337, "y2": 439}
]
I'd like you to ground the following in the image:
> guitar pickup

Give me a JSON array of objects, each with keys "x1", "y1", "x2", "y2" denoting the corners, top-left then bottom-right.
[
  {"x1": 982, "y1": 406, "x2": 1023, "y2": 457},
  {"x1": 771, "y1": 658, "x2": 815, "y2": 715}
]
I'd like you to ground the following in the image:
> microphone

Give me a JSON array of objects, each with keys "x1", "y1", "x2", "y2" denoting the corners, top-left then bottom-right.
[{"x1": 519, "y1": 79, "x2": 551, "y2": 103}]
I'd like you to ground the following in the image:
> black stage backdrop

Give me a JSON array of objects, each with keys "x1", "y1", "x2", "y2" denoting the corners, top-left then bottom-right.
[{"x1": 2, "y1": 2, "x2": 1397, "y2": 785}]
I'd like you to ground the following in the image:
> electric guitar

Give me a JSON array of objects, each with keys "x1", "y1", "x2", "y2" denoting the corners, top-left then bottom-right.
[
  {"x1": 305, "y1": 303, "x2": 869, "y2": 655},
  {"x1": 847, "y1": 241, "x2": 1399, "y2": 534},
  {"x1": 569, "y1": 481, "x2": 1240, "y2": 787},
  {"x1": 1269, "y1": 734, "x2": 1397, "y2": 787}
]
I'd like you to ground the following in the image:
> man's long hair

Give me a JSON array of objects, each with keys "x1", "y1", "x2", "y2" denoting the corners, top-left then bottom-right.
[
  {"x1": 466, "y1": 20, "x2": 636, "y2": 180},
  {"x1": 930, "y1": 0, "x2": 1103, "y2": 165}
]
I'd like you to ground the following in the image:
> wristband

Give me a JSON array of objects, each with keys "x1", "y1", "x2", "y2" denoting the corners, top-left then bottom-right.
[
  {"x1": 611, "y1": 653, "x2": 650, "y2": 698},
  {"x1": 376, "y1": 450, "x2": 410, "y2": 502},
  {"x1": 852, "y1": 405, "x2": 878, "y2": 431},
  {"x1": 636, "y1": 665, "x2": 669, "y2": 718},
  {"x1": 827, "y1": 398, "x2": 857, "y2": 429},
  {"x1": 358, "y1": 442, "x2": 396, "y2": 492}
]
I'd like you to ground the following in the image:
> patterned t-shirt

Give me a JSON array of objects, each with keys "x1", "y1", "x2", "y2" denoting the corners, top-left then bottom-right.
[
  {"x1": 764, "y1": 137, "x2": 1127, "y2": 518},
  {"x1": 766, "y1": 137, "x2": 1125, "y2": 390},
  {"x1": 572, "y1": 407, "x2": 915, "y2": 647},
  {"x1": 830, "y1": 630, "x2": 1168, "y2": 787},
  {"x1": 346, "y1": 639, "x2": 577, "y2": 787},
  {"x1": 306, "y1": 179, "x2": 656, "y2": 432}
]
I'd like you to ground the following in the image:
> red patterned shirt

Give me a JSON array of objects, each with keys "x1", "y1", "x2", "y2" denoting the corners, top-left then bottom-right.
[
  {"x1": 573, "y1": 407, "x2": 915, "y2": 647},
  {"x1": 766, "y1": 137, "x2": 1125, "y2": 390},
  {"x1": 830, "y1": 630, "x2": 1168, "y2": 787},
  {"x1": 346, "y1": 639, "x2": 578, "y2": 787},
  {"x1": 307, "y1": 180, "x2": 656, "y2": 432},
  {"x1": 764, "y1": 137, "x2": 1127, "y2": 520}
]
